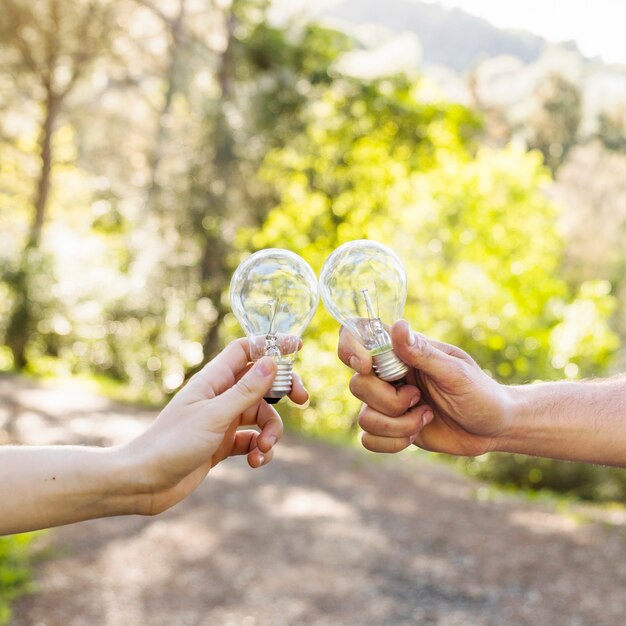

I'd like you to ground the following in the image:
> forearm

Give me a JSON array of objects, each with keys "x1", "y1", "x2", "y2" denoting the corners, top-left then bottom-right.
[
  {"x1": 497, "y1": 376, "x2": 626, "y2": 466},
  {"x1": 0, "y1": 445, "x2": 141, "y2": 535}
]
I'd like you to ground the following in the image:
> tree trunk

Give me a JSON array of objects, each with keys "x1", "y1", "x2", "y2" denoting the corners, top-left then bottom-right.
[
  {"x1": 146, "y1": 0, "x2": 186, "y2": 211},
  {"x1": 5, "y1": 267, "x2": 30, "y2": 369},
  {"x1": 6, "y1": 87, "x2": 60, "y2": 367},
  {"x1": 199, "y1": 229, "x2": 228, "y2": 360},
  {"x1": 29, "y1": 87, "x2": 60, "y2": 248},
  {"x1": 198, "y1": 9, "x2": 237, "y2": 362}
]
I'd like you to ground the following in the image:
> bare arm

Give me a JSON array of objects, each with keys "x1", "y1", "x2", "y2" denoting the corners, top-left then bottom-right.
[
  {"x1": 339, "y1": 320, "x2": 626, "y2": 467},
  {"x1": 0, "y1": 445, "x2": 138, "y2": 535},
  {"x1": 0, "y1": 339, "x2": 308, "y2": 536},
  {"x1": 501, "y1": 377, "x2": 626, "y2": 466}
]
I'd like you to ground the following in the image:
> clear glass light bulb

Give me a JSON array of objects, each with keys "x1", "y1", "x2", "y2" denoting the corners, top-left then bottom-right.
[
  {"x1": 230, "y1": 249, "x2": 319, "y2": 402},
  {"x1": 320, "y1": 240, "x2": 409, "y2": 382}
]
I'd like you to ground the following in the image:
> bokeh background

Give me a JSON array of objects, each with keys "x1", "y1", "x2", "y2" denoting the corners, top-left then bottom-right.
[{"x1": 2, "y1": 0, "x2": 626, "y2": 623}]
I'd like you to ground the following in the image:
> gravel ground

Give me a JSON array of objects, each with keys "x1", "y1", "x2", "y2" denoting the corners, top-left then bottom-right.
[{"x1": 3, "y1": 375, "x2": 626, "y2": 626}]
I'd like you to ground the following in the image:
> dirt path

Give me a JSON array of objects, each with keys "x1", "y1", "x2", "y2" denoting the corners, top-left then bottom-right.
[{"x1": 3, "y1": 375, "x2": 626, "y2": 626}]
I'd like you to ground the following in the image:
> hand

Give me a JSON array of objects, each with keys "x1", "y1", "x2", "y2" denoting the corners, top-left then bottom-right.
[
  {"x1": 123, "y1": 339, "x2": 308, "y2": 515},
  {"x1": 338, "y1": 320, "x2": 512, "y2": 456}
]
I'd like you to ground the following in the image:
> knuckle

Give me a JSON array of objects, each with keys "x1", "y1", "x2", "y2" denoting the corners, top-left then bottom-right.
[
  {"x1": 392, "y1": 437, "x2": 409, "y2": 453},
  {"x1": 348, "y1": 375, "x2": 359, "y2": 394},
  {"x1": 235, "y1": 376, "x2": 256, "y2": 398},
  {"x1": 360, "y1": 433, "x2": 377, "y2": 453},
  {"x1": 456, "y1": 361, "x2": 475, "y2": 386},
  {"x1": 337, "y1": 346, "x2": 350, "y2": 366},
  {"x1": 420, "y1": 338, "x2": 434, "y2": 359},
  {"x1": 357, "y1": 406, "x2": 372, "y2": 429},
  {"x1": 348, "y1": 374, "x2": 364, "y2": 399},
  {"x1": 389, "y1": 397, "x2": 408, "y2": 417},
  {"x1": 396, "y1": 418, "x2": 417, "y2": 438}
]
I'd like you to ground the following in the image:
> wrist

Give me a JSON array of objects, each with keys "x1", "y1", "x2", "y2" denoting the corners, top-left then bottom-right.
[
  {"x1": 103, "y1": 444, "x2": 154, "y2": 517},
  {"x1": 114, "y1": 431, "x2": 195, "y2": 516},
  {"x1": 490, "y1": 384, "x2": 532, "y2": 454},
  {"x1": 492, "y1": 384, "x2": 546, "y2": 454}
]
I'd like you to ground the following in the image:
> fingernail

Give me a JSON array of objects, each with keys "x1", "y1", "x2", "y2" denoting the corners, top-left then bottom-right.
[
  {"x1": 268, "y1": 435, "x2": 277, "y2": 448},
  {"x1": 422, "y1": 410, "x2": 434, "y2": 426},
  {"x1": 349, "y1": 356, "x2": 361, "y2": 371},
  {"x1": 256, "y1": 358, "x2": 274, "y2": 377},
  {"x1": 409, "y1": 394, "x2": 421, "y2": 408},
  {"x1": 409, "y1": 433, "x2": 418, "y2": 444},
  {"x1": 257, "y1": 453, "x2": 265, "y2": 465}
]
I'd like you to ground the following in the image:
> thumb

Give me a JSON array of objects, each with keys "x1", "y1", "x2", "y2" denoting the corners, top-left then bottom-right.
[
  {"x1": 209, "y1": 357, "x2": 277, "y2": 428},
  {"x1": 391, "y1": 320, "x2": 457, "y2": 380}
]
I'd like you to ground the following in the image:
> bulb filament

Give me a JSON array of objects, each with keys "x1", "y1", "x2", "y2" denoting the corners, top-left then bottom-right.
[
  {"x1": 360, "y1": 288, "x2": 377, "y2": 320},
  {"x1": 265, "y1": 299, "x2": 281, "y2": 357},
  {"x1": 361, "y1": 288, "x2": 388, "y2": 349}
]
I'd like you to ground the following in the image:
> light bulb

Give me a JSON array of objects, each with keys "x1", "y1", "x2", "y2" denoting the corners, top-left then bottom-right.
[
  {"x1": 230, "y1": 248, "x2": 319, "y2": 402},
  {"x1": 320, "y1": 240, "x2": 409, "y2": 382}
]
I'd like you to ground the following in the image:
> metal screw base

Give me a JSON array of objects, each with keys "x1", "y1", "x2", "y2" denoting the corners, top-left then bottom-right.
[
  {"x1": 264, "y1": 360, "x2": 293, "y2": 401},
  {"x1": 372, "y1": 349, "x2": 409, "y2": 382}
]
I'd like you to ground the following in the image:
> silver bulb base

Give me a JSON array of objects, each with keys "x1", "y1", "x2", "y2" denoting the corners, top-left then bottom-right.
[
  {"x1": 264, "y1": 360, "x2": 293, "y2": 400},
  {"x1": 372, "y1": 348, "x2": 409, "y2": 382}
]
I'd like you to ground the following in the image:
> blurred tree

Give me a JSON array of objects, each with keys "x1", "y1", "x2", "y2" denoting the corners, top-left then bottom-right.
[
  {"x1": 552, "y1": 142, "x2": 626, "y2": 371},
  {"x1": 467, "y1": 65, "x2": 514, "y2": 147},
  {"x1": 0, "y1": 0, "x2": 116, "y2": 366},
  {"x1": 527, "y1": 72, "x2": 582, "y2": 173},
  {"x1": 253, "y1": 88, "x2": 619, "y2": 495},
  {"x1": 252, "y1": 82, "x2": 616, "y2": 436},
  {"x1": 141, "y1": 0, "x2": 189, "y2": 211},
  {"x1": 596, "y1": 105, "x2": 626, "y2": 153},
  {"x1": 0, "y1": 0, "x2": 360, "y2": 385},
  {"x1": 0, "y1": 0, "x2": 621, "y2": 502},
  {"x1": 1, "y1": 0, "x2": 113, "y2": 246},
  {"x1": 182, "y1": 2, "x2": 355, "y2": 363}
]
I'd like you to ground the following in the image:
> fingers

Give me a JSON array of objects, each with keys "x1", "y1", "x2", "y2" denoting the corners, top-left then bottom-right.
[
  {"x1": 227, "y1": 430, "x2": 276, "y2": 468},
  {"x1": 191, "y1": 338, "x2": 308, "y2": 400},
  {"x1": 208, "y1": 357, "x2": 277, "y2": 431},
  {"x1": 390, "y1": 320, "x2": 460, "y2": 381},
  {"x1": 248, "y1": 445, "x2": 274, "y2": 468},
  {"x1": 255, "y1": 401, "x2": 284, "y2": 454},
  {"x1": 359, "y1": 403, "x2": 433, "y2": 437},
  {"x1": 235, "y1": 367, "x2": 307, "y2": 409},
  {"x1": 359, "y1": 403, "x2": 434, "y2": 453},
  {"x1": 189, "y1": 338, "x2": 251, "y2": 398},
  {"x1": 421, "y1": 336, "x2": 475, "y2": 364},
  {"x1": 288, "y1": 371, "x2": 309, "y2": 405},
  {"x1": 349, "y1": 373, "x2": 421, "y2": 416},
  {"x1": 337, "y1": 326, "x2": 372, "y2": 375}
]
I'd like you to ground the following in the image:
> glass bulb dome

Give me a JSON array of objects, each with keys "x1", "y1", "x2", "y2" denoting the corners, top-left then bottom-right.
[
  {"x1": 320, "y1": 240, "x2": 408, "y2": 381},
  {"x1": 230, "y1": 248, "x2": 319, "y2": 399}
]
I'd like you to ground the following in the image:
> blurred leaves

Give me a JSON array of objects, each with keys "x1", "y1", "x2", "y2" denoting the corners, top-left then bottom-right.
[
  {"x1": 255, "y1": 109, "x2": 617, "y2": 435},
  {"x1": 0, "y1": 533, "x2": 37, "y2": 625},
  {"x1": 0, "y1": 0, "x2": 623, "y2": 499}
]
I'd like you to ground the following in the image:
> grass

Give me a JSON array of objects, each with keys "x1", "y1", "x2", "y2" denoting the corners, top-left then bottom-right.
[{"x1": 0, "y1": 533, "x2": 41, "y2": 625}]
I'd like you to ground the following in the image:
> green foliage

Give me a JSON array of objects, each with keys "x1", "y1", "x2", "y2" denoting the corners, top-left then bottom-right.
[
  {"x1": 0, "y1": 0, "x2": 623, "y2": 503},
  {"x1": 461, "y1": 453, "x2": 626, "y2": 502},
  {"x1": 252, "y1": 78, "x2": 617, "y2": 437},
  {"x1": 3, "y1": 249, "x2": 62, "y2": 369},
  {"x1": 0, "y1": 533, "x2": 37, "y2": 625}
]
